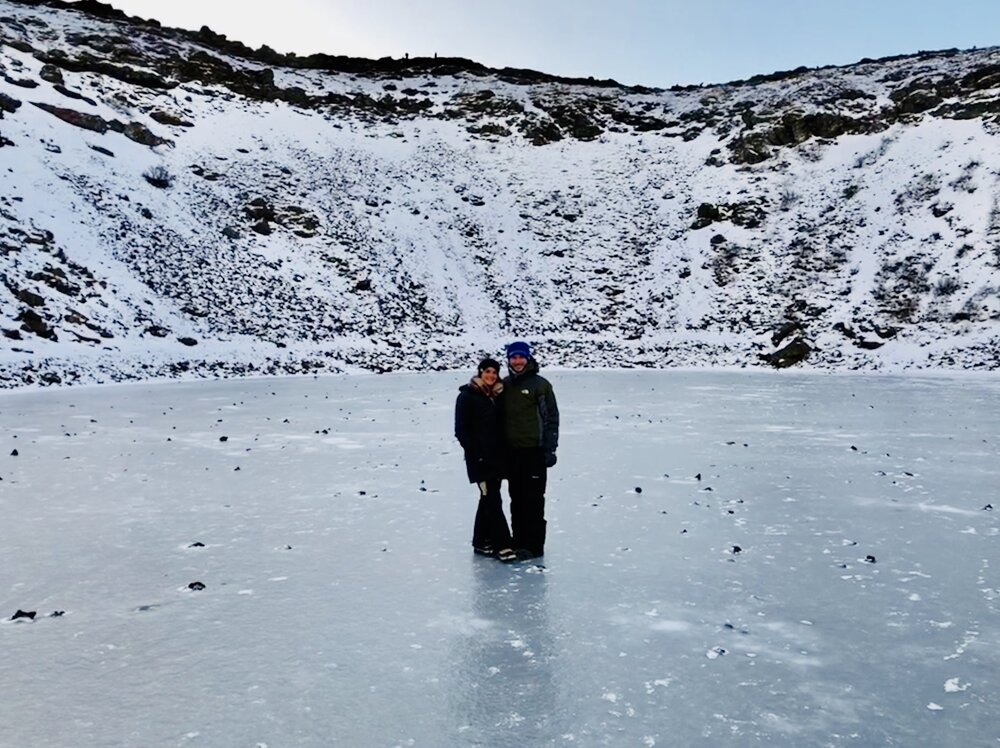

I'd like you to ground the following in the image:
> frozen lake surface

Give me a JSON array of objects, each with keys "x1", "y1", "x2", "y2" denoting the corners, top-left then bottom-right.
[{"x1": 1, "y1": 370, "x2": 998, "y2": 747}]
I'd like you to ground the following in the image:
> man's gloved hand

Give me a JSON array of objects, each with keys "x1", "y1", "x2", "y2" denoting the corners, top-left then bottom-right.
[{"x1": 544, "y1": 451, "x2": 557, "y2": 468}]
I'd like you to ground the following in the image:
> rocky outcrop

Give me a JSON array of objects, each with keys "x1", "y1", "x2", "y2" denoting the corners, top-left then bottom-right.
[
  {"x1": 31, "y1": 102, "x2": 108, "y2": 132},
  {"x1": 0, "y1": 91, "x2": 22, "y2": 113}
]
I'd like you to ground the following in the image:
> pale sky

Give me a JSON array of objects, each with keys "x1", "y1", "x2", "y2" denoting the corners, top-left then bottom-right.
[{"x1": 79, "y1": 1, "x2": 1000, "y2": 87}]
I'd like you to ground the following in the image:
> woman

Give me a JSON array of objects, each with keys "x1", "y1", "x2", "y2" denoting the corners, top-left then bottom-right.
[{"x1": 454, "y1": 357, "x2": 517, "y2": 563}]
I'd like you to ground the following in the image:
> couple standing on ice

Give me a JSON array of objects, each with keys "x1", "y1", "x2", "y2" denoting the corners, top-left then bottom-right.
[{"x1": 454, "y1": 341, "x2": 560, "y2": 563}]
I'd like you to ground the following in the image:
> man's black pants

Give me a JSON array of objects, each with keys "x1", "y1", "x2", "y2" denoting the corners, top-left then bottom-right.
[{"x1": 507, "y1": 447, "x2": 547, "y2": 556}]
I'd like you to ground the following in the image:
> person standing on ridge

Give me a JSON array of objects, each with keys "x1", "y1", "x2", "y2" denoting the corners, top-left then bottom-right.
[
  {"x1": 454, "y1": 357, "x2": 517, "y2": 563},
  {"x1": 501, "y1": 341, "x2": 559, "y2": 560}
]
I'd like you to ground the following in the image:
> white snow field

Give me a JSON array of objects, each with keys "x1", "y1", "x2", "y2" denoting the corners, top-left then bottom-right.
[{"x1": 1, "y1": 370, "x2": 998, "y2": 747}]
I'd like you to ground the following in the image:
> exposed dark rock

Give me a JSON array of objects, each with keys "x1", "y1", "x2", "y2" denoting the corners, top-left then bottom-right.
[
  {"x1": 1, "y1": 74, "x2": 38, "y2": 89},
  {"x1": 30, "y1": 265, "x2": 80, "y2": 296},
  {"x1": 53, "y1": 84, "x2": 97, "y2": 105},
  {"x1": 692, "y1": 203, "x2": 722, "y2": 229},
  {"x1": 37, "y1": 51, "x2": 178, "y2": 90},
  {"x1": 892, "y1": 87, "x2": 944, "y2": 115},
  {"x1": 10, "y1": 609, "x2": 36, "y2": 621},
  {"x1": 760, "y1": 337, "x2": 811, "y2": 368},
  {"x1": 144, "y1": 325, "x2": 171, "y2": 337},
  {"x1": 961, "y1": 64, "x2": 1000, "y2": 91},
  {"x1": 39, "y1": 63, "x2": 64, "y2": 85},
  {"x1": 17, "y1": 308, "x2": 57, "y2": 340},
  {"x1": 31, "y1": 102, "x2": 108, "y2": 133},
  {"x1": 692, "y1": 201, "x2": 765, "y2": 230},
  {"x1": 854, "y1": 339, "x2": 885, "y2": 350},
  {"x1": 149, "y1": 109, "x2": 194, "y2": 127},
  {"x1": 244, "y1": 197, "x2": 275, "y2": 223},
  {"x1": 727, "y1": 134, "x2": 772, "y2": 164},
  {"x1": 4, "y1": 39, "x2": 34, "y2": 54},
  {"x1": 519, "y1": 117, "x2": 563, "y2": 146},
  {"x1": 607, "y1": 107, "x2": 668, "y2": 131},
  {"x1": 731, "y1": 111, "x2": 887, "y2": 163},
  {"x1": 935, "y1": 98, "x2": 1000, "y2": 120},
  {"x1": 13, "y1": 284, "x2": 45, "y2": 307},
  {"x1": 0, "y1": 92, "x2": 22, "y2": 114},
  {"x1": 123, "y1": 121, "x2": 170, "y2": 147},
  {"x1": 545, "y1": 104, "x2": 603, "y2": 141},
  {"x1": 833, "y1": 322, "x2": 857, "y2": 339},
  {"x1": 177, "y1": 336, "x2": 198, "y2": 346},
  {"x1": 467, "y1": 122, "x2": 512, "y2": 138},
  {"x1": 771, "y1": 321, "x2": 800, "y2": 347}
]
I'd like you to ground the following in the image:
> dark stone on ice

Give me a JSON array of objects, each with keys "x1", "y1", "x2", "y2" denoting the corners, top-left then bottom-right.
[
  {"x1": 177, "y1": 336, "x2": 198, "y2": 346},
  {"x1": 49, "y1": 611, "x2": 65, "y2": 617},
  {"x1": 188, "y1": 542, "x2": 205, "y2": 548},
  {"x1": 11, "y1": 609, "x2": 36, "y2": 621},
  {"x1": 864, "y1": 554, "x2": 877, "y2": 563},
  {"x1": 731, "y1": 545, "x2": 743, "y2": 554},
  {"x1": 219, "y1": 436, "x2": 229, "y2": 442},
  {"x1": 188, "y1": 582, "x2": 206, "y2": 591},
  {"x1": 982, "y1": 504, "x2": 993, "y2": 511},
  {"x1": 635, "y1": 486, "x2": 642, "y2": 493}
]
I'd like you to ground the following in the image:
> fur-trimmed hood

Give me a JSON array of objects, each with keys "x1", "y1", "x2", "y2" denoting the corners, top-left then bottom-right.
[{"x1": 462, "y1": 376, "x2": 504, "y2": 399}]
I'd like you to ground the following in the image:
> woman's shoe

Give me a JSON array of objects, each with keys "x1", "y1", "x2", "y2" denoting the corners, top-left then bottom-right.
[
  {"x1": 473, "y1": 544, "x2": 495, "y2": 557},
  {"x1": 496, "y1": 548, "x2": 518, "y2": 563}
]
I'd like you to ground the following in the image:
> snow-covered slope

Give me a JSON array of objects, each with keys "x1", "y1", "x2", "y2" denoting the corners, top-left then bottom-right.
[{"x1": 2, "y1": 0, "x2": 1000, "y2": 387}]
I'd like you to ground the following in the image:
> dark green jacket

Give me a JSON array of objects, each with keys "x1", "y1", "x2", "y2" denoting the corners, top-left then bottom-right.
[{"x1": 501, "y1": 359, "x2": 559, "y2": 452}]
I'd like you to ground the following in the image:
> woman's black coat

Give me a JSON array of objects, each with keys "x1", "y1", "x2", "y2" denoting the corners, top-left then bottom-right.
[{"x1": 454, "y1": 379, "x2": 506, "y2": 483}]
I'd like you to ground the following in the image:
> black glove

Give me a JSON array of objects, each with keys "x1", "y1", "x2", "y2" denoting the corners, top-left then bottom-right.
[{"x1": 544, "y1": 451, "x2": 557, "y2": 468}]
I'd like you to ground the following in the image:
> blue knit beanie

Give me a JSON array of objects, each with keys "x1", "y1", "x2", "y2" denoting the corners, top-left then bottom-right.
[{"x1": 505, "y1": 341, "x2": 532, "y2": 360}]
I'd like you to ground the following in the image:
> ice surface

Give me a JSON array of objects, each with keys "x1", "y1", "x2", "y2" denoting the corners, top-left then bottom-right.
[{"x1": 1, "y1": 370, "x2": 998, "y2": 746}]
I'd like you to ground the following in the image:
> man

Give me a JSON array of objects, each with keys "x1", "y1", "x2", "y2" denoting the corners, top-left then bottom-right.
[{"x1": 501, "y1": 340, "x2": 559, "y2": 560}]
